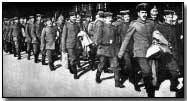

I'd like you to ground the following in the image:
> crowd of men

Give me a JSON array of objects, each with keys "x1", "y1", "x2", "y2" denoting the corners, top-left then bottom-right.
[{"x1": 3, "y1": 3, "x2": 184, "y2": 97}]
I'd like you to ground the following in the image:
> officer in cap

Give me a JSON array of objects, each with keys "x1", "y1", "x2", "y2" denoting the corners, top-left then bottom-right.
[
  {"x1": 25, "y1": 16, "x2": 34, "y2": 60},
  {"x1": 12, "y1": 16, "x2": 23, "y2": 60},
  {"x1": 35, "y1": 13, "x2": 47, "y2": 65},
  {"x1": 154, "y1": 9, "x2": 181, "y2": 92},
  {"x1": 3, "y1": 18, "x2": 10, "y2": 53},
  {"x1": 7, "y1": 18, "x2": 14, "y2": 54},
  {"x1": 30, "y1": 14, "x2": 41, "y2": 63},
  {"x1": 61, "y1": 12, "x2": 80, "y2": 79},
  {"x1": 117, "y1": 9, "x2": 139, "y2": 90},
  {"x1": 95, "y1": 11, "x2": 124, "y2": 88},
  {"x1": 118, "y1": 3, "x2": 156, "y2": 97},
  {"x1": 41, "y1": 18, "x2": 58, "y2": 71}
]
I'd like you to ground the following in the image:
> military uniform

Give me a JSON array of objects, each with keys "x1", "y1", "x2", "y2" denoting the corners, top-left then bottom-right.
[
  {"x1": 31, "y1": 20, "x2": 42, "y2": 63},
  {"x1": 12, "y1": 19, "x2": 23, "y2": 60},
  {"x1": 154, "y1": 22, "x2": 180, "y2": 92},
  {"x1": 25, "y1": 21, "x2": 34, "y2": 60},
  {"x1": 3, "y1": 21, "x2": 10, "y2": 53},
  {"x1": 41, "y1": 25, "x2": 58, "y2": 70},
  {"x1": 61, "y1": 17, "x2": 80, "y2": 78},
  {"x1": 118, "y1": 16, "x2": 155, "y2": 96},
  {"x1": 95, "y1": 12, "x2": 123, "y2": 87},
  {"x1": 7, "y1": 20, "x2": 14, "y2": 54}
]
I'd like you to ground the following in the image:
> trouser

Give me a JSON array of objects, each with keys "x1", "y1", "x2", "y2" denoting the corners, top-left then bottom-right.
[
  {"x1": 4, "y1": 40, "x2": 9, "y2": 53},
  {"x1": 12, "y1": 41, "x2": 16, "y2": 56},
  {"x1": 47, "y1": 49, "x2": 55, "y2": 69},
  {"x1": 7, "y1": 41, "x2": 13, "y2": 54},
  {"x1": 89, "y1": 44, "x2": 97, "y2": 69},
  {"x1": 27, "y1": 42, "x2": 32, "y2": 59},
  {"x1": 33, "y1": 43, "x2": 40, "y2": 62},
  {"x1": 157, "y1": 53, "x2": 180, "y2": 90},
  {"x1": 120, "y1": 52, "x2": 132, "y2": 77},
  {"x1": 41, "y1": 49, "x2": 47, "y2": 63},
  {"x1": 136, "y1": 57, "x2": 155, "y2": 95},
  {"x1": 97, "y1": 55, "x2": 120, "y2": 85},
  {"x1": 67, "y1": 48, "x2": 79, "y2": 74},
  {"x1": 14, "y1": 40, "x2": 21, "y2": 59}
]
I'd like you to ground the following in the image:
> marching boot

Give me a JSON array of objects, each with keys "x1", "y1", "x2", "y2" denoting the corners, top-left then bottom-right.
[
  {"x1": 115, "y1": 70, "x2": 125, "y2": 88},
  {"x1": 74, "y1": 73, "x2": 78, "y2": 79},
  {"x1": 49, "y1": 63, "x2": 55, "y2": 71},
  {"x1": 96, "y1": 70, "x2": 102, "y2": 83},
  {"x1": 170, "y1": 77, "x2": 179, "y2": 92},
  {"x1": 27, "y1": 52, "x2": 31, "y2": 60},
  {"x1": 41, "y1": 55, "x2": 48, "y2": 65},
  {"x1": 144, "y1": 77, "x2": 155, "y2": 97},
  {"x1": 34, "y1": 54, "x2": 39, "y2": 63}
]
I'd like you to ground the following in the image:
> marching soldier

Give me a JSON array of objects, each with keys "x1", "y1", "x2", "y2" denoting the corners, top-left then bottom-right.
[
  {"x1": 118, "y1": 3, "x2": 155, "y2": 97},
  {"x1": 41, "y1": 18, "x2": 58, "y2": 71},
  {"x1": 61, "y1": 12, "x2": 80, "y2": 79},
  {"x1": 7, "y1": 18, "x2": 14, "y2": 55},
  {"x1": 31, "y1": 15, "x2": 41, "y2": 63},
  {"x1": 154, "y1": 10, "x2": 180, "y2": 92},
  {"x1": 12, "y1": 17, "x2": 23, "y2": 60},
  {"x1": 25, "y1": 16, "x2": 34, "y2": 60},
  {"x1": 3, "y1": 18, "x2": 10, "y2": 53},
  {"x1": 19, "y1": 17, "x2": 27, "y2": 52},
  {"x1": 35, "y1": 14, "x2": 46, "y2": 64},
  {"x1": 116, "y1": 10, "x2": 140, "y2": 90},
  {"x1": 95, "y1": 12, "x2": 124, "y2": 88}
]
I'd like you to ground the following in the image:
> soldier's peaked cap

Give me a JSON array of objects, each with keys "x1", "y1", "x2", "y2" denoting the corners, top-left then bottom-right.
[
  {"x1": 36, "y1": 14, "x2": 42, "y2": 17},
  {"x1": 29, "y1": 16, "x2": 34, "y2": 19},
  {"x1": 163, "y1": 10, "x2": 175, "y2": 16},
  {"x1": 136, "y1": 3, "x2": 149, "y2": 12},
  {"x1": 120, "y1": 10, "x2": 130, "y2": 15}
]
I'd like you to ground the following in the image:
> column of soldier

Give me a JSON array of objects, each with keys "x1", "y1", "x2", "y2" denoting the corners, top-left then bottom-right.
[{"x1": 3, "y1": 3, "x2": 183, "y2": 97}]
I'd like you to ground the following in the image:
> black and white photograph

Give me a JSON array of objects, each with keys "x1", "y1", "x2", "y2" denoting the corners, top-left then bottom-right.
[{"x1": 2, "y1": 2, "x2": 184, "y2": 98}]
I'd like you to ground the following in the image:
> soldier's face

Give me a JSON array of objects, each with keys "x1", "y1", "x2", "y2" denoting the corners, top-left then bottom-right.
[
  {"x1": 164, "y1": 14, "x2": 173, "y2": 25},
  {"x1": 37, "y1": 16, "x2": 41, "y2": 21},
  {"x1": 46, "y1": 20, "x2": 52, "y2": 26},
  {"x1": 70, "y1": 16, "x2": 76, "y2": 23},
  {"x1": 31, "y1": 18, "x2": 34, "y2": 22},
  {"x1": 123, "y1": 14, "x2": 130, "y2": 23},
  {"x1": 138, "y1": 10, "x2": 147, "y2": 21}
]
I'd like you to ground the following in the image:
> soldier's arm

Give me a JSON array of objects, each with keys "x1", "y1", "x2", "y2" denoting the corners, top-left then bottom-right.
[
  {"x1": 87, "y1": 22, "x2": 94, "y2": 36},
  {"x1": 118, "y1": 25, "x2": 136, "y2": 58},
  {"x1": 95, "y1": 22, "x2": 103, "y2": 45},
  {"x1": 31, "y1": 24, "x2": 36, "y2": 40},
  {"x1": 61, "y1": 23, "x2": 67, "y2": 51},
  {"x1": 40, "y1": 28, "x2": 46, "y2": 51}
]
